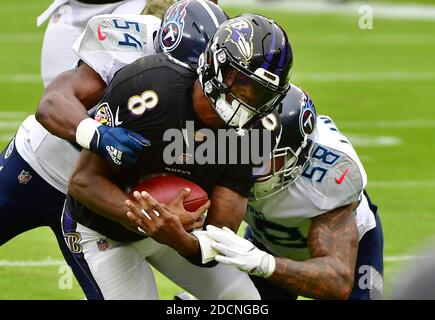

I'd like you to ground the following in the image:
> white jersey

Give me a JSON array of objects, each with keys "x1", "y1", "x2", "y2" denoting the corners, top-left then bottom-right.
[
  {"x1": 15, "y1": 14, "x2": 160, "y2": 194},
  {"x1": 245, "y1": 116, "x2": 377, "y2": 260},
  {"x1": 72, "y1": 14, "x2": 160, "y2": 85},
  {"x1": 39, "y1": 0, "x2": 149, "y2": 87}
]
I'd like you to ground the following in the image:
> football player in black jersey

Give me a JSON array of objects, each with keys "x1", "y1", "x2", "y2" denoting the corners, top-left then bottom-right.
[
  {"x1": 0, "y1": 1, "x2": 224, "y2": 300},
  {"x1": 63, "y1": 15, "x2": 293, "y2": 299}
]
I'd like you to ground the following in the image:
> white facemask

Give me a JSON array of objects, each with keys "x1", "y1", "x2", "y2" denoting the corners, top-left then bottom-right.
[{"x1": 215, "y1": 97, "x2": 253, "y2": 131}]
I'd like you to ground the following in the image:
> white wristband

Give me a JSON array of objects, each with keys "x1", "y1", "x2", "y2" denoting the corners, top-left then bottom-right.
[
  {"x1": 261, "y1": 253, "x2": 276, "y2": 278},
  {"x1": 76, "y1": 118, "x2": 101, "y2": 149},
  {"x1": 192, "y1": 230, "x2": 218, "y2": 264}
]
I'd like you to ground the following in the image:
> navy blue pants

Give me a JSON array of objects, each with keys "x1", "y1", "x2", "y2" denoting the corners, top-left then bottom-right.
[
  {"x1": 0, "y1": 138, "x2": 101, "y2": 299},
  {"x1": 246, "y1": 196, "x2": 384, "y2": 300}
]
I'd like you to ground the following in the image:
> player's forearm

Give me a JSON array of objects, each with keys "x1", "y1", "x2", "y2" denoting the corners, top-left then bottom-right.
[
  {"x1": 206, "y1": 186, "x2": 247, "y2": 232},
  {"x1": 271, "y1": 203, "x2": 359, "y2": 299},
  {"x1": 37, "y1": 90, "x2": 89, "y2": 142},
  {"x1": 69, "y1": 171, "x2": 131, "y2": 226},
  {"x1": 163, "y1": 229, "x2": 209, "y2": 266},
  {"x1": 268, "y1": 256, "x2": 354, "y2": 300},
  {"x1": 36, "y1": 64, "x2": 105, "y2": 143},
  {"x1": 174, "y1": 234, "x2": 201, "y2": 259}
]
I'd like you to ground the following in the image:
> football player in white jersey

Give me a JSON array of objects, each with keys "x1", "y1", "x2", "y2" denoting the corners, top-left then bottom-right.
[
  {"x1": 205, "y1": 85, "x2": 384, "y2": 300},
  {"x1": 39, "y1": 0, "x2": 217, "y2": 86},
  {"x1": 0, "y1": 0, "x2": 221, "y2": 298},
  {"x1": 38, "y1": 0, "x2": 172, "y2": 87}
]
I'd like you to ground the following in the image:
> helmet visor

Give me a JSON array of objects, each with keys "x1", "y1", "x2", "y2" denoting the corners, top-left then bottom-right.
[{"x1": 222, "y1": 63, "x2": 282, "y2": 114}]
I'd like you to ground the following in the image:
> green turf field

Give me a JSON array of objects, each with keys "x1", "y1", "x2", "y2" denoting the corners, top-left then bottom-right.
[
  {"x1": 371, "y1": 0, "x2": 435, "y2": 3},
  {"x1": 0, "y1": 0, "x2": 434, "y2": 299}
]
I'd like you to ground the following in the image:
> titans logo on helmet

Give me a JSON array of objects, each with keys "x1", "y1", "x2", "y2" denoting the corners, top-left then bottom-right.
[
  {"x1": 225, "y1": 17, "x2": 254, "y2": 62},
  {"x1": 299, "y1": 93, "x2": 316, "y2": 136},
  {"x1": 160, "y1": 0, "x2": 190, "y2": 52}
]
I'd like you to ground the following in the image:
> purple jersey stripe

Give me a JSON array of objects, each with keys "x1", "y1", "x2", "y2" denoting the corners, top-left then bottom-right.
[{"x1": 62, "y1": 207, "x2": 105, "y2": 300}]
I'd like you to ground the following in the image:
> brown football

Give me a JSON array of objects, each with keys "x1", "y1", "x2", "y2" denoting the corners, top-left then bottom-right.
[{"x1": 129, "y1": 175, "x2": 208, "y2": 212}]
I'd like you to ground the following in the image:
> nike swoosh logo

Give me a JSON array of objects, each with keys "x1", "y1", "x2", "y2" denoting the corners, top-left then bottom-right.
[
  {"x1": 335, "y1": 168, "x2": 349, "y2": 184},
  {"x1": 97, "y1": 25, "x2": 107, "y2": 41},
  {"x1": 114, "y1": 107, "x2": 123, "y2": 126}
]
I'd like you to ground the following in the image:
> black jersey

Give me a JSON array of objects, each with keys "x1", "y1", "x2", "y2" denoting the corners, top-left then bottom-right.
[{"x1": 67, "y1": 54, "x2": 256, "y2": 242}]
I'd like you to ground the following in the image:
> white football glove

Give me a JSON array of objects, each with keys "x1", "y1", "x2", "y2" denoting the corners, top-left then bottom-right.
[{"x1": 205, "y1": 225, "x2": 276, "y2": 278}]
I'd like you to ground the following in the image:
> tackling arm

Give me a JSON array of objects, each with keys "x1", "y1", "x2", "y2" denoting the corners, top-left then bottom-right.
[
  {"x1": 68, "y1": 149, "x2": 138, "y2": 231},
  {"x1": 36, "y1": 62, "x2": 105, "y2": 142},
  {"x1": 267, "y1": 203, "x2": 359, "y2": 300},
  {"x1": 206, "y1": 185, "x2": 247, "y2": 232},
  {"x1": 36, "y1": 62, "x2": 149, "y2": 167},
  {"x1": 206, "y1": 202, "x2": 359, "y2": 299}
]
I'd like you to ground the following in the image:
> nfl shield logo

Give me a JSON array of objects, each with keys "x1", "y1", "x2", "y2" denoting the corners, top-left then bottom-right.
[
  {"x1": 97, "y1": 238, "x2": 109, "y2": 251},
  {"x1": 17, "y1": 170, "x2": 32, "y2": 184}
]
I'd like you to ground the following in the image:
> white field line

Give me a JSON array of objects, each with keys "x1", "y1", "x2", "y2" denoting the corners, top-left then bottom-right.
[
  {"x1": 0, "y1": 135, "x2": 15, "y2": 143},
  {"x1": 291, "y1": 34, "x2": 435, "y2": 45},
  {"x1": 0, "y1": 111, "x2": 28, "y2": 118},
  {"x1": 0, "y1": 74, "x2": 41, "y2": 83},
  {"x1": 0, "y1": 256, "x2": 427, "y2": 267},
  {"x1": 2, "y1": 2, "x2": 48, "y2": 12},
  {"x1": 3, "y1": 72, "x2": 435, "y2": 84},
  {"x1": 220, "y1": 0, "x2": 435, "y2": 20},
  {"x1": 369, "y1": 180, "x2": 435, "y2": 188},
  {"x1": 0, "y1": 33, "x2": 42, "y2": 43},
  {"x1": 0, "y1": 113, "x2": 27, "y2": 142},
  {"x1": 0, "y1": 259, "x2": 65, "y2": 267},
  {"x1": 347, "y1": 134, "x2": 401, "y2": 147},
  {"x1": 384, "y1": 255, "x2": 430, "y2": 263},
  {"x1": 293, "y1": 72, "x2": 435, "y2": 82},
  {"x1": 339, "y1": 119, "x2": 435, "y2": 128},
  {"x1": 0, "y1": 121, "x2": 22, "y2": 129}
]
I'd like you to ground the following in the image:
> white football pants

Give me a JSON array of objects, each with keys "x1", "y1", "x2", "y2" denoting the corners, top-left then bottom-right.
[{"x1": 64, "y1": 220, "x2": 261, "y2": 300}]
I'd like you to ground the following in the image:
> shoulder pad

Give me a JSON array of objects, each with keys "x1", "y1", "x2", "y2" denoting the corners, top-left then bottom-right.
[
  {"x1": 73, "y1": 14, "x2": 161, "y2": 83},
  {"x1": 312, "y1": 116, "x2": 367, "y2": 185},
  {"x1": 74, "y1": 14, "x2": 160, "y2": 55},
  {"x1": 299, "y1": 142, "x2": 366, "y2": 212}
]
